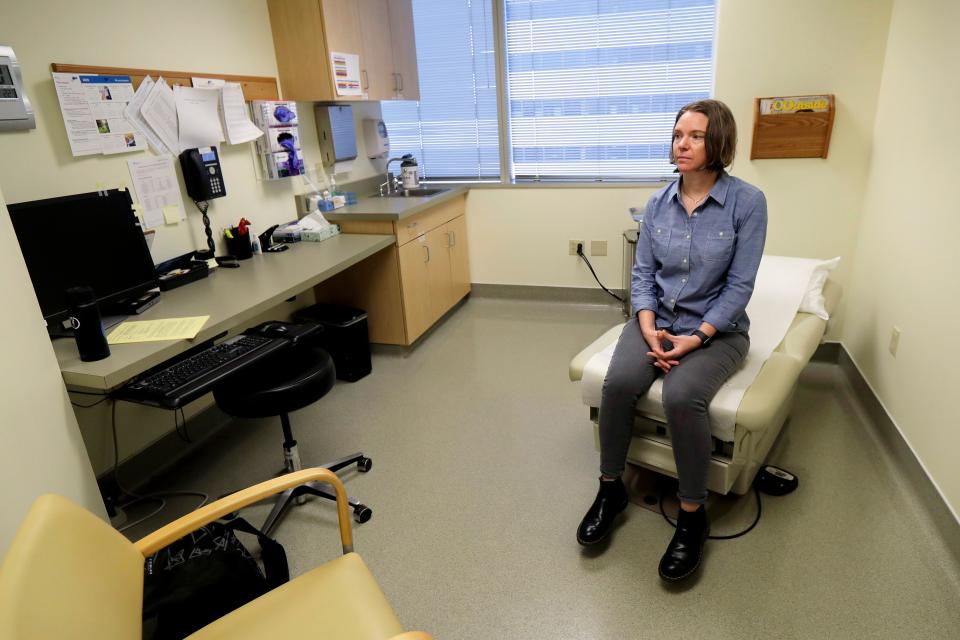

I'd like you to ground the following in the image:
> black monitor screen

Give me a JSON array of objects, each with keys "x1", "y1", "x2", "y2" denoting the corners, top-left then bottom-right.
[{"x1": 7, "y1": 189, "x2": 158, "y2": 326}]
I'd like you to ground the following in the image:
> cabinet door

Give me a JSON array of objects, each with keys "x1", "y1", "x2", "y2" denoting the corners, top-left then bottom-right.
[
  {"x1": 267, "y1": 0, "x2": 336, "y2": 101},
  {"x1": 387, "y1": 0, "x2": 420, "y2": 100},
  {"x1": 357, "y1": 0, "x2": 395, "y2": 100},
  {"x1": 445, "y1": 214, "x2": 471, "y2": 305},
  {"x1": 321, "y1": 0, "x2": 365, "y2": 100},
  {"x1": 397, "y1": 234, "x2": 435, "y2": 342}
]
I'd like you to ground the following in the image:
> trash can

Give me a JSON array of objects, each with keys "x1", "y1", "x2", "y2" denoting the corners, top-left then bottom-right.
[
  {"x1": 622, "y1": 228, "x2": 638, "y2": 318},
  {"x1": 293, "y1": 303, "x2": 371, "y2": 382}
]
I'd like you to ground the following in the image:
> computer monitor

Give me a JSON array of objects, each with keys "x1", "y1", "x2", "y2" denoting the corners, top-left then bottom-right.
[{"x1": 7, "y1": 188, "x2": 158, "y2": 330}]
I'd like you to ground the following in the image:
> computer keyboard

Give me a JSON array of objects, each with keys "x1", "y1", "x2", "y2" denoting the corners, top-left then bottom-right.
[{"x1": 116, "y1": 334, "x2": 290, "y2": 409}]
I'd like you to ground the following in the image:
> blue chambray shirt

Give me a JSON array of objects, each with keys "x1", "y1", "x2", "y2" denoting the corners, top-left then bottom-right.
[{"x1": 631, "y1": 171, "x2": 767, "y2": 336}]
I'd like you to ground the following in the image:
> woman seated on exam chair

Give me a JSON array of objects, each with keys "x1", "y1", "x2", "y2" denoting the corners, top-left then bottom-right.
[{"x1": 576, "y1": 99, "x2": 768, "y2": 582}]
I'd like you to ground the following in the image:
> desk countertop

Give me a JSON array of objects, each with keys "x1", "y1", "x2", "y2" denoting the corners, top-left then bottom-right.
[
  {"x1": 323, "y1": 186, "x2": 468, "y2": 222},
  {"x1": 56, "y1": 233, "x2": 395, "y2": 392}
]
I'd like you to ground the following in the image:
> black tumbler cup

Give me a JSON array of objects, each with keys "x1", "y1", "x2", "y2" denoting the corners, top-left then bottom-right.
[{"x1": 66, "y1": 286, "x2": 111, "y2": 362}]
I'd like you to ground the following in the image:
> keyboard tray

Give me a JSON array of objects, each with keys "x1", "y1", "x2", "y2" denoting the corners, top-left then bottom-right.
[{"x1": 115, "y1": 334, "x2": 291, "y2": 409}]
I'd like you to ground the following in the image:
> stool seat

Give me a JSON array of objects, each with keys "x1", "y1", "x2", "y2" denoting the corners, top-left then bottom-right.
[{"x1": 214, "y1": 345, "x2": 336, "y2": 419}]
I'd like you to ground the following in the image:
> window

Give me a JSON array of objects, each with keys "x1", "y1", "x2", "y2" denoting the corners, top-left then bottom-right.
[
  {"x1": 381, "y1": 0, "x2": 717, "y2": 183},
  {"x1": 506, "y1": 0, "x2": 715, "y2": 181},
  {"x1": 381, "y1": 0, "x2": 500, "y2": 181}
]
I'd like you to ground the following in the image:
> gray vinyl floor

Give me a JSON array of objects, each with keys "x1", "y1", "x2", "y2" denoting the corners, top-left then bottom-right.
[{"x1": 130, "y1": 296, "x2": 960, "y2": 639}]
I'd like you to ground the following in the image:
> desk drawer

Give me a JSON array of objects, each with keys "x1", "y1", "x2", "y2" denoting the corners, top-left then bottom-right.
[{"x1": 395, "y1": 195, "x2": 465, "y2": 245}]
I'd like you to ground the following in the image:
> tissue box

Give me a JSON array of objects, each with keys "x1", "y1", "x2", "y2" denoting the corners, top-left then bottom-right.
[{"x1": 301, "y1": 223, "x2": 342, "y2": 242}]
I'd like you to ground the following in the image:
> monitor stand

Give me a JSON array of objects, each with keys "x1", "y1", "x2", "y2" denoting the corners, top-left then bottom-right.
[{"x1": 101, "y1": 290, "x2": 161, "y2": 316}]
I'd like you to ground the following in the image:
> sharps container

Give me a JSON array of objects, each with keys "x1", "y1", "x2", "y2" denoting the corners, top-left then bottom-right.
[{"x1": 293, "y1": 303, "x2": 371, "y2": 381}]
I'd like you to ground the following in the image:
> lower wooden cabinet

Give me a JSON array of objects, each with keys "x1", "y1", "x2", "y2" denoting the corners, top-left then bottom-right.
[{"x1": 314, "y1": 195, "x2": 470, "y2": 346}]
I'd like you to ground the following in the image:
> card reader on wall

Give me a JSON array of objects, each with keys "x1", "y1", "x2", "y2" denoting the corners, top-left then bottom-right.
[{"x1": 315, "y1": 104, "x2": 357, "y2": 169}]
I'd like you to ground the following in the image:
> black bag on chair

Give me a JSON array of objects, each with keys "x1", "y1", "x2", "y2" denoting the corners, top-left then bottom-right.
[{"x1": 142, "y1": 517, "x2": 289, "y2": 639}]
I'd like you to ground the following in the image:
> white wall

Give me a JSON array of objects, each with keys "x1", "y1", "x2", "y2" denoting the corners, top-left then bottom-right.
[
  {"x1": 466, "y1": 0, "x2": 892, "y2": 341},
  {"x1": 0, "y1": 186, "x2": 105, "y2": 556},
  {"x1": 0, "y1": 0, "x2": 386, "y2": 474},
  {"x1": 841, "y1": 0, "x2": 960, "y2": 518}
]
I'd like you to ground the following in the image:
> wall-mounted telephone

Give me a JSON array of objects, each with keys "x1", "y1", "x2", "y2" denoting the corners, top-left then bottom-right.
[{"x1": 179, "y1": 146, "x2": 226, "y2": 201}]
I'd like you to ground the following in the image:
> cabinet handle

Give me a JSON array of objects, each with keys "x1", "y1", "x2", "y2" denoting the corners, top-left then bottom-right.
[
  {"x1": 397, "y1": 73, "x2": 403, "y2": 92},
  {"x1": 362, "y1": 70, "x2": 369, "y2": 91},
  {"x1": 424, "y1": 245, "x2": 430, "y2": 263},
  {"x1": 450, "y1": 231, "x2": 456, "y2": 247},
  {"x1": 393, "y1": 72, "x2": 400, "y2": 93}
]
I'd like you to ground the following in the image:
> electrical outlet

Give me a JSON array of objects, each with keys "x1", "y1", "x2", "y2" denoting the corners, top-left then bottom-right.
[
  {"x1": 569, "y1": 240, "x2": 584, "y2": 255},
  {"x1": 889, "y1": 326, "x2": 901, "y2": 357},
  {"x1": 591, "y1": 240, "x2": 607, "y2": 256}
]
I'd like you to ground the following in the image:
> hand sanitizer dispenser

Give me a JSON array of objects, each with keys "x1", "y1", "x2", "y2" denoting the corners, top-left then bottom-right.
[{"x1": 362, "y1": 118, "x2": 389, "y2": 159}]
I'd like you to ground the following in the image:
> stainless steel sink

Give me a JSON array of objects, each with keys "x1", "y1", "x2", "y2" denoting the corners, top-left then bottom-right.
[{"x1": 371, "y1": 187, "x2": 447, "y2": 198}]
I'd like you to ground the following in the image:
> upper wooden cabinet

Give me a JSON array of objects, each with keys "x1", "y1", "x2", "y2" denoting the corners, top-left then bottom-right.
[{"x1": 267, "y1": 0, "x2": 420, "y2": 102}]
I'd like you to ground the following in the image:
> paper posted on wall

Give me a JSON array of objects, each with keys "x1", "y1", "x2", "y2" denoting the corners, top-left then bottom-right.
[
  {"x1": 174, "y1": 85, "x2": 224, "y2": 150},
  {"x1": 127, "y1": 155, "x2": 186, "y2": 229},
  {"x1": 124, "y1": 76, "x2": 171, "y2": 155},
  {"x1": 52, "y1": 72, "x2": 147, "y2": 156},
  {"x1": 140, "y1": 77, "x2": 181, "y2": 156}
]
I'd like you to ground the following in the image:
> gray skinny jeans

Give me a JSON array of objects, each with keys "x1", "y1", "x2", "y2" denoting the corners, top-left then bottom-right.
[{"x1": 598, "y1": 320, "x2": 749, "y2": 504}]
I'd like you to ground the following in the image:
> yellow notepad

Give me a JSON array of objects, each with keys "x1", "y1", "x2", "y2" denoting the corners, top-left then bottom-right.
[{"x1": 107, "y1": 316, "x2": 209, "y2": 344}]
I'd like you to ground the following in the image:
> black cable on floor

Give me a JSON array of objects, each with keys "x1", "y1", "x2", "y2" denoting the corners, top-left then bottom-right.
[
  {"x1": 111, "y1": 398, "x2": 208, "y2": 533},
  {"x1": 576, "y1": 244, "x2": 624, "y2": 303},
  {"x1": 658, "y1": 485, "x2": 762, "y2": 540}
]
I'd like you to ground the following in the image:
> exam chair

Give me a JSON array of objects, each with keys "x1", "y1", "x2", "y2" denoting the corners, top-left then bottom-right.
[
  {"x1": 569, "y1": 279, "x2": 840, "y2": 496},
  {"x1": 0, "y1": 468, "x2": 432, "y2": 640}
]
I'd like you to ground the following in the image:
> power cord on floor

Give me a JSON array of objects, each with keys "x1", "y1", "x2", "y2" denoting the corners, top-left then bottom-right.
[
  {"x1": 110, "y1": 398, "x2": 208, "y2": 533},
  {"x1": 658, "y1": 484, "x2": 762, "y2": 540},
  {"x1": 576, "y1": 243, "x2": 624, "y2": 303}
]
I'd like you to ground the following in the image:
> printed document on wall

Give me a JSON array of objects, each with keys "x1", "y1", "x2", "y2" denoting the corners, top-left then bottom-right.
[
  {"x1": 221, "y1": 83, "x2": 263, "y2": 144},
  {"x1": 52, "y1": 73, "x2": 147, "y2": 156},
  {"x1": 124, "y1": 76, "x2": 170, "y2": 155},
  {"x1": 174, "y1": 85, "x2": 224, "y2": 150},
  {"x1": 140, "y1": 77, "x2": 181, "y2": 155},
  {"x1": 127, "y1": 155, "x2": 186, "y2": 229}
]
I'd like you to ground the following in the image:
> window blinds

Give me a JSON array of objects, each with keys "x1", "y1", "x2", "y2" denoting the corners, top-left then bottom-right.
[
  {"x1": 505, "y1": 0, "x2": 716, "y2": 181},
  {"x1": 380, "y1": 0, "x2": 500, "y2": 180}
]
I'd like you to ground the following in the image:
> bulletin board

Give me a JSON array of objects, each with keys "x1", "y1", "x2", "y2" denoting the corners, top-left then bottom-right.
[{"x1": 750, "y1": 94, "x2": 835, "y2": 160}]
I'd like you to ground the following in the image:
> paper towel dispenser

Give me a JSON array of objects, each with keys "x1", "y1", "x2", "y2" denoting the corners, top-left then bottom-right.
[{"x1": 315, "y1": 104, "x2": 357, "y2": 168}]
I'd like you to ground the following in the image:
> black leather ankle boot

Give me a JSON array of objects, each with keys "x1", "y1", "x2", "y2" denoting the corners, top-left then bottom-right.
[
  {"x1": 658, "y1": 505, "x2": 709, "y2": 581},
  {"x1": 577, "y1": 477, "x2": 628, "y2": 546}
]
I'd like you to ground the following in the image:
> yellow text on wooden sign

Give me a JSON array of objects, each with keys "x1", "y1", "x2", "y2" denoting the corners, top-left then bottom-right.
[{"x1": 760, "y1": 95, "x2": 831, "y2": 114}]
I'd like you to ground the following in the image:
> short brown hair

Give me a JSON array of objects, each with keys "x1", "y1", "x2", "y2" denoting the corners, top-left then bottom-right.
[{"x1": 670, "y1": 99, "x2": 737, "y2": 170}]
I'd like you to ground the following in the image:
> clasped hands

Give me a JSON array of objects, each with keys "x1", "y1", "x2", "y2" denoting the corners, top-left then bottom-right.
[{"x1": 643, "y1": 328, "x2": 702, "y2": 373}]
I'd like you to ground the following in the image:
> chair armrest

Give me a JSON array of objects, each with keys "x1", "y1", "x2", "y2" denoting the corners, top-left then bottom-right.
[
  {"x1": 388, "y1": 633, "x2": 433, "y2": 640},
  {"x1": 134, "y1": 468, "x2": 353, "y2": 557}
]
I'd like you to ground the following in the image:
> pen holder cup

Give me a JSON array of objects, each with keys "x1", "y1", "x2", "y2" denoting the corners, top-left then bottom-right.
[{"x1": 225, "y1": 229, "x2": 253, "y2": 260}]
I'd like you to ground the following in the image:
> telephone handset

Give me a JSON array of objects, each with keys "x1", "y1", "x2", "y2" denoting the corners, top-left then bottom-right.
[{"x1": 179, "y1": 146, "x2": 226, "y2": 201}]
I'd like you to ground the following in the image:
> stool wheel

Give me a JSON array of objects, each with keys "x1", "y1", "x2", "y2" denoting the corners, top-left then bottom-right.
[
  {"x1": 353, "y1": 504, "x2": 372, "y2": 523},
  {"x1": 357, "y1": 457, "x2": 373, "y2": 473}
]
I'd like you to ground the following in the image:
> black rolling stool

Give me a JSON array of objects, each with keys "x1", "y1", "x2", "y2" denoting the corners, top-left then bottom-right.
[{"x1": 213, "y1": 340, "x2": 372, "y2": 536}]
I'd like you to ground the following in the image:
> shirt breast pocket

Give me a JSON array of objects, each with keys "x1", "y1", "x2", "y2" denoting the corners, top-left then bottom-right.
[
  {"x1": 650, "y1": 226, "x2": 671, "y2": 261},
  {"x1": 699, "y1": 229, "x2": 735, "y2": 263}
]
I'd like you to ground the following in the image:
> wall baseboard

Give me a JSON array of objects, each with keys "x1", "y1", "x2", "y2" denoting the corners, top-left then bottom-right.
[
  {"x1": 471, "y1": 283, "x2": 626, "y2": 307},
  {"x1": 814, "y1": 341, "x2": 960, "y2": 568}
]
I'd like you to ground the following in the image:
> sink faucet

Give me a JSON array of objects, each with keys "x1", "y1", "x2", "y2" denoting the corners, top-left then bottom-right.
[{"x1": 384, "y1": 157, "x2": 406, "y2": 195}]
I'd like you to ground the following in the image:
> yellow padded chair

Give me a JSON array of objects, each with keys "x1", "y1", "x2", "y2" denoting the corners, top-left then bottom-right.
[{"x1": 0, "y1": 468, "x2": 431, "y2": 640}]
